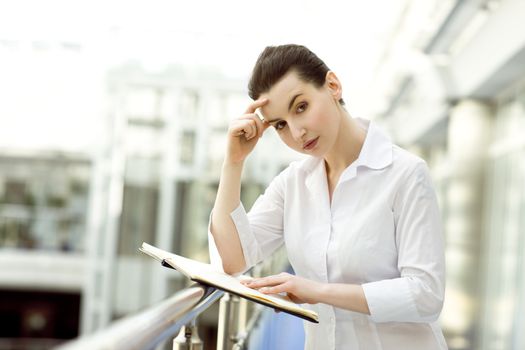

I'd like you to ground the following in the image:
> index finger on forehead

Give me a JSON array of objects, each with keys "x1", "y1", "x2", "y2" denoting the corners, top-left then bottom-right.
[{"x1": 245, "y1": 98, "x2": 268, "y2": 113}]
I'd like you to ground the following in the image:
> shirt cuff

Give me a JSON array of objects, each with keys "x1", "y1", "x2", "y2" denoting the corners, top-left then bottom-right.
[
  {"x1": 362, "y1": 277, "x2": 419, "y2": 323},
  {"x1": 229, "y1": 202, "x2": 260, "y2": 270}
]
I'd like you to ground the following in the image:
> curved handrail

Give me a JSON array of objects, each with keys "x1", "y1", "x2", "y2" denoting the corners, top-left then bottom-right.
[{"x1": 55, "y1": 283, "x2": 224, "y2": 350}]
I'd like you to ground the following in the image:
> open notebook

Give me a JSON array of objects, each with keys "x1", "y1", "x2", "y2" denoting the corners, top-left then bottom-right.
[{"x1": 139, "y1": 242, "x2": 319, "y2": 323}]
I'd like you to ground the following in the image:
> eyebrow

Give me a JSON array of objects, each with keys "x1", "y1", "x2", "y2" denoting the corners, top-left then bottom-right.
[{"x1": 266, "y1": 93, "x2": 303, "y2": 124}]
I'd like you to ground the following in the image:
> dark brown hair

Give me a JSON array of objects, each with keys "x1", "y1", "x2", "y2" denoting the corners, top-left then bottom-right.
[{"x1": 248, "y1": 44, "x2": 345, "y2": 105}]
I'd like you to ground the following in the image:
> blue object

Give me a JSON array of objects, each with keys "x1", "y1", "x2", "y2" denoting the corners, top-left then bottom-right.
[{"x1": 248, "y1": 265, "x2": 305, "y2": 350}]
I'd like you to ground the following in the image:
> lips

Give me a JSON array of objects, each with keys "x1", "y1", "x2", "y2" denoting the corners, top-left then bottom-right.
[{"x1": 303, "y1": 137, "x2": 319, "y2": 150}]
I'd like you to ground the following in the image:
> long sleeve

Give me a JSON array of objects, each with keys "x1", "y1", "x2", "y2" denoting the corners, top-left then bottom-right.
[
  {"x1": 208, "y1": 168, "x2": 288, "y2": 273},
  {"x1": 362, "y1": 161, "x2": 446, "y2": 323}
]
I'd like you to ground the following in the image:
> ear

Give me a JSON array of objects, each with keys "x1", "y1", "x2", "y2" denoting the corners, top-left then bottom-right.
[{"x1": 324, "y1": 71, "x2": 343, "y2": 102}]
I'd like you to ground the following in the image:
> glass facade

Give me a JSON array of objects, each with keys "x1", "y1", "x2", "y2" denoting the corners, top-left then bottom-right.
[
  {"x1": 479, "y1": 78, "x2": 525, "y2": 350},
  {"x1": 0, "y1": 155, "x2": 90, "y2": 252}
]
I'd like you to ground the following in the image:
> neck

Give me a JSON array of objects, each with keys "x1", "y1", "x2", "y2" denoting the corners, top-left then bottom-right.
[{"x1": 324, "y1": 109, "x2": 366, "y2": 176}]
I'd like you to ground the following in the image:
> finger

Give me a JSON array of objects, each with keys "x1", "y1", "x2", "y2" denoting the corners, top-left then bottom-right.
[
  {"x1": 240, "y1": 114, "x2": 267, "y2": 139},
  {"x1": 253, "y1": 113, "x2": 270, "y2": 138},
  {"x1": 247, "y1": 274, "x2": 290, "y2": 288},
  {"x1": 245, "y1": 97, "x2": 269, "y2": 114},
  {"x1": 262, "y1": 119, "x2": 272, "y2": 132},
  {"x1": 259, "y1": 282, "x2": 290, "y2": 295},
  {"x1": 248, "y1": 115, "x2": 264, "y2": 139},
  {"x1": 251, "y1": 272, "x2": 289, "y2": 285},
  {"x1": 236, "y1": 116, "x2": 257, "y2": 138},
  {"x1": 244, "y1": 119, "x2": 257, "y2": 140},
  {"x1": 231, "y1": 119, "x2": 257, "y2": 139},
  {"x1": 256, "y1": 116, "x2": 273, "y2": 136}
]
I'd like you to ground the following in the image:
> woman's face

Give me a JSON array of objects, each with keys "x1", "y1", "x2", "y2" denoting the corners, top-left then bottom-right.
[{"x1": 259, "y1": 70, "x2": 343, "y2": 157}]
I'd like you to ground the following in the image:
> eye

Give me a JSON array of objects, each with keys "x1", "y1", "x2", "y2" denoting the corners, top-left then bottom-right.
[
  {"x1": 274, "y1": 120, "x2": 287, "y2": 131},
  {"x1": 296, "y1": 102, "x2": 308, "y2": 113}
]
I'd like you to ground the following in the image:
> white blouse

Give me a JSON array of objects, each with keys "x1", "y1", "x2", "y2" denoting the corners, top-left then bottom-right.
[{"x1": 208, "y1": 118, "x2": 447, "y2": 350}]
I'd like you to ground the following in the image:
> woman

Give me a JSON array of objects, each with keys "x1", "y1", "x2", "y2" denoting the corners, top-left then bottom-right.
[{"x1": 208, "y1": 44, "x2": 447, "y2": 349}]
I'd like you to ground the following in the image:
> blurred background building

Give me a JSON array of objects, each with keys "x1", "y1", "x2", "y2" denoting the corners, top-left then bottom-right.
[{"x1": 0, "y1": 0, "x2": 524, "y2": 349}]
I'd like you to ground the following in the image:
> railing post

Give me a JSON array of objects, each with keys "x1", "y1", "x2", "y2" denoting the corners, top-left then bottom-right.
[
  {"x1": 173, "y1": 319, "x2": 203, "y2": 350},
  {"x1": 216, "y1": 293, "x2": 241, "y2": 350}
]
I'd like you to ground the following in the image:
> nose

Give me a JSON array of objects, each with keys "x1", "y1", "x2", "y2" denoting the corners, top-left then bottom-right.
[{"x1": 288, "y1": 120, "x2": 306, "y2": 142}]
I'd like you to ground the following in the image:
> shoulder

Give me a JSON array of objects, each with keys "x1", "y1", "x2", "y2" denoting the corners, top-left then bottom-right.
[
  {"x1": 391, "y1": 145, "x2": 429, "y2": 177},
  {"x1": 388, "y1": 145, "x2": 434, "y2": 196},
  {"x1": 389, "y1": 146, "x2": 436, "y2": 204}
]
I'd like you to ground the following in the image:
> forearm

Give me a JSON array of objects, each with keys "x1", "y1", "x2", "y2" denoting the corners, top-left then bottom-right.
[
  {"x1": 316, "y1": 283, "x2": 370, "y2": 315},
  {"x1": 210, "y1": 159, "x2": 246, "y2": 274},
  {"x1": 214, "y1": 159, "x2": 243, "y2": 211}
]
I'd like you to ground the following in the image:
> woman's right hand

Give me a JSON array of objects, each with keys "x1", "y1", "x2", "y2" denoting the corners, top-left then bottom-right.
[{"x1": 225, "y1": 98, "x2": 270, "y2": 164}]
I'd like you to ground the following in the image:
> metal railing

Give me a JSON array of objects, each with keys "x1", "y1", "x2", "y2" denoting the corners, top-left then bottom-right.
[
  {"x1": 55, "y1": 283, "x2": 223, "y2": 350},
  {"x1": 55, "y1": 250, "x2": 289, "y2": 350}
]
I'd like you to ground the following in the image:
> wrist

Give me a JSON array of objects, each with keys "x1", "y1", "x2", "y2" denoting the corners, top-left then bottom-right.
[
  {"x1": 315, "y1": 281, "x2": 330, "y2": 304},
  {"x1": 223, "y1": 157, "x2": 245, "y2": 168}
]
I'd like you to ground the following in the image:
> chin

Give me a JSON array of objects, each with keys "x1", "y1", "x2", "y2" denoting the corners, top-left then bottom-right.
[
  {"x1": 301, "y1": 147, "x2": 324, "y2": 157},
  {"x1": 286, "y1": 140, "x2": 324, "y2": 156}
]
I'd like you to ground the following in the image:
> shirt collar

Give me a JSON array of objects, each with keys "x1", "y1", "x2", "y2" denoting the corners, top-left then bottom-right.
[
  {"x1": 299, "y1": 117, "x2": 393, "y2": 204},
  {"x1": 354, "y1": 117, "x2": 393, "y2": 171}
]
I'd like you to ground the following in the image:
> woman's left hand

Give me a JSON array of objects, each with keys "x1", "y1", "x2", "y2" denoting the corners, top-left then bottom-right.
[{"x1": 240, "y1": 272, "x2": 323, "y2": 304}]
